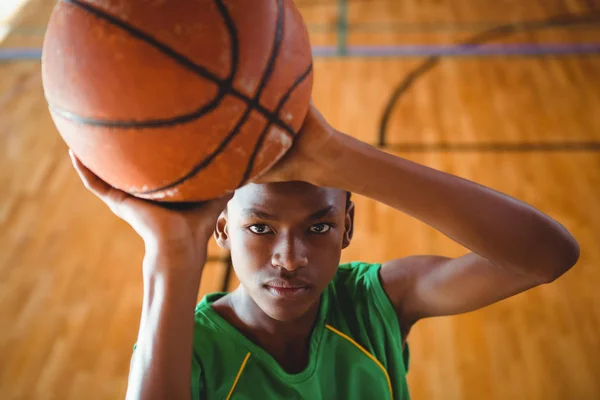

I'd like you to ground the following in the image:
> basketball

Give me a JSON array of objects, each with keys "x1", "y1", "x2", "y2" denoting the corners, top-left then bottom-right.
[{"x1": 41, "y1": 0, "x2": 313, "y2": 202}]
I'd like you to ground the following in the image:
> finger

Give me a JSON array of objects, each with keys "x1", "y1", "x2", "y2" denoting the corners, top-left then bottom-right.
[
  {"x1": 69, "y1": 150, "x2": 144, "y2": 219},
  {"x1": 214, "y1": 191, "x2": 234, "y2": 209},
  {"x1": 162, "y1": 192, "x2": 233, "y2": 213},
  {"x1": 69, "y1": 150, "x2": 112, "y2": 199},
  {"x1": 199, "y1": 192, "x2": 234, "y2": 216},
  {"x1": 220, "y1": 191, "x2": 235, "y2": 203}
]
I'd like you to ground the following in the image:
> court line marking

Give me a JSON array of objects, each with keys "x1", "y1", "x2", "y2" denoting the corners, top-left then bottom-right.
[
  {"x1": 307, "y1": 19, "x2": 600, "y2": 33},
  {"x1": 378, "y1": 12, "x2": 600, "y2": 146},
  {"x1": 312, "y1": 42, "x2": 600, "y2": 57},
  {"x1": 380, "y1": 142, "x2": 600, "y2": 152},
  {"x1": 2, "y1": 42, "x2": 600, "y2": 61},
  {"x1": 5, "y1": 19, "x2": 600, "y2": 36},
  {"x1": 337, "y1": 0, "x2": 348, "y2": 55}
]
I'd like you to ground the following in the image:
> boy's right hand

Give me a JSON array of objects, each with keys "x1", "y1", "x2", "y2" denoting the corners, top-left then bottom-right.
[
  {"x1": 69, "y1": 150, "x2": 232, "y2": 268},
  {"x1": 252, "y1": 102, "x2": 338, "y2": 187}
]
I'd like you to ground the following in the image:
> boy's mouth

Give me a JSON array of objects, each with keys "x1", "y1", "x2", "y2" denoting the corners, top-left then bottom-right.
[
  {"x1": 264, "y1": 285, "x2": 311, "y2": 298},
  {"x1": 263, "y1": 278, "x2": 311, "y2": 298}
]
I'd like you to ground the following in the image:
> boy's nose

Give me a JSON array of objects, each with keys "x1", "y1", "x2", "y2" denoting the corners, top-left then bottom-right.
[{"x1": 271, "y1": 236, "x2": 308, "y2": 271}]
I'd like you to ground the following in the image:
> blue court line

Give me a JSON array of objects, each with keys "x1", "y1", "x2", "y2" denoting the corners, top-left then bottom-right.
[
  {"x1": 1, "y1": 43, "x2": 600, "y2": 61},
  {"x1": 311, "y1": 42, "x2": 600, "y2": 57},
  {"x1": 0, "y1": 48, "x2": 41, "y2": 59},
  {"x1": 308, "y1": 19, "x2": 600, "y2": 33},
  {"x1": 0, "y1": 48, "x2": 42, "y2": 61},
  {"x1": 6, "y1": 19, "x2": 600, "y2": 36}
]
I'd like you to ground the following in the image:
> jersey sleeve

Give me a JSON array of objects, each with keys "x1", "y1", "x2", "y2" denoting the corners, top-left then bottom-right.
[
  {"x1": 363, "y1": 262, "x2": 410, "y2": 371},
  {"x1": 191, "y1": 350, "x2": 205, "y2": 399},
  {"x1": 337, "y1": 262, "x2": 410, "y2": 372}
]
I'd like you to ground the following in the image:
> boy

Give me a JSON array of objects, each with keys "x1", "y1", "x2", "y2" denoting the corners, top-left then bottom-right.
[{"x1": 70, "y1": 105, "x2": 579, "y2": 399}]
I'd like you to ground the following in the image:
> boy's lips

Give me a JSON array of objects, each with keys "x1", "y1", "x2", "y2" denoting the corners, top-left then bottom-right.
[
  {"x1": 264, "y1": 278, "x2": 310, "y2": 289},
  {"x1": 263, "y1": 278, "x2": 312, "y2": 298}
]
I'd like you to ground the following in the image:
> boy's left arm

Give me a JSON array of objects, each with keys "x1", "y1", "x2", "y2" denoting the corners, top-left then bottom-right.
[
  {"x1": 378, "y1": 252, "x2": 546, "y2": 326},
  {"x1": 258, "y1": 106, "x2": 580, "y2": 325},
  {"x1": 326, "y1": 130, "x2": 579, "y2": 324}
]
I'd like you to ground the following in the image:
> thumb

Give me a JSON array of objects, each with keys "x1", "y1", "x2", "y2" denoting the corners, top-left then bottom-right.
[{"x1": 193, "y1": 192, "x2": 234, "y2": 237}]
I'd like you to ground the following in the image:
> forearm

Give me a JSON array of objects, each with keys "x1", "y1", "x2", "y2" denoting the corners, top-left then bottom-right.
[
  {"x1": 316, "y1": 131, "x2": 579, "y2": 279},
  {"x1": 126, "y1": 247, "x2": 204, "y2": 400}
]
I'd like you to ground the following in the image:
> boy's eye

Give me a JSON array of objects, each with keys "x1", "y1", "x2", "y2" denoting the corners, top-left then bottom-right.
[
  {"x1": 309, "y1": 223, "x2": 331, "y2": 234},
  {"x1": 249, "y1": 224, "x2": 272, "y2": 235}
]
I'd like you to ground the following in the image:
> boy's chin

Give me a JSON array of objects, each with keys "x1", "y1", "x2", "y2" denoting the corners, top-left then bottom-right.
[{"x1": 258, "y1": 296, "x2": 319, "y2": 323}]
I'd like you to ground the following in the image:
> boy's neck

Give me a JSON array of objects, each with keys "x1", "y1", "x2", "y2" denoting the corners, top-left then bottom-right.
[
  {"x1": 213, "y1": 288, "x2": 320, "y2": 373},
  {"x1": 231, "y1": 287, "x2": 319, "y2": 342}
]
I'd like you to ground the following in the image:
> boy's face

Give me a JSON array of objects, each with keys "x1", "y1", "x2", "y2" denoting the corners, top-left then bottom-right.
[{"x1": 216, "y1": 182, "x2": 354, "y2": 322}]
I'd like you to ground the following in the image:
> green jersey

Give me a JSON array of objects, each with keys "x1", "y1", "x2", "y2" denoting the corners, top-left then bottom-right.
[{"x1": 191, "y1": 262, "x2": 410, "y2": 399}]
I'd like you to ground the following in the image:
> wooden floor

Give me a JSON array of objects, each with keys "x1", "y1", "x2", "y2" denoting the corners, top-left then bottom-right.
[{"x1": 1, "y1": 0, "x2": 599, "y2": 399}]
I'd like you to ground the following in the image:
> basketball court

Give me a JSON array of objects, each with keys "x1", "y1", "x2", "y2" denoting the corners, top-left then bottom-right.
[{"x1": 1, "y1": 0, "x2": 599, "y2": 398}]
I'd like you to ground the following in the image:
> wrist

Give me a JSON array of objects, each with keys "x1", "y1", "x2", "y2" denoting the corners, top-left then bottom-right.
[
  {"x1": 310, "y1": 129, "x2": 354, "y2": 188},
  {"x1": 143, "y1": 240, "x2": 207, "y2": 278}
]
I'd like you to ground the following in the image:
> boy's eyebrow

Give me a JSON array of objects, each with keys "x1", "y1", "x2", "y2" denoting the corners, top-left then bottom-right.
[
  {"x1": 242, "y1": 208, "x2": 277, "y2": 220},
  {"x1": 241, "y1": 206, "x2": 338, "y2": 221},
  {"x1": 307, "y1": 206, "x2": 338, "y2": 220}
]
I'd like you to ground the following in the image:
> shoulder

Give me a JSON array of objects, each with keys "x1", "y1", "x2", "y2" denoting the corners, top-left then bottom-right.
[
  {"x1": 327, "y1": 261, "x2": 411, "y2": 372},
  {"x1": 333, "y1": 260, "x2": 422, "y2": 341},
  {"x1": 334, "y1": 261, "x2": 382, "y2": 288},
  {"x1": 328, "y1": 261, "x2": 397, "y2": 331},
  {"x1": 192, "y1": 293, "x2": 248, "y2": 359},
  {"x1": 191, "y1": 294, "x2": 255, "y2": 397}
]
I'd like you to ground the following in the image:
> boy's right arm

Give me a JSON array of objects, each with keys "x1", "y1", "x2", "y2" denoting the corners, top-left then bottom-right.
[
  {"x1": 69, "y1": 151, "x2": 231, "y2": 400},
  {"x1": 126, "y1": 244, "x2": 206, "y2": 400}
]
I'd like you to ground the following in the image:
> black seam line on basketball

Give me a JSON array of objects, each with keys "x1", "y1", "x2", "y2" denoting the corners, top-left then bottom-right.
[
  {"x1": 132, "y1": 63, "x2": 312, "y2": 196},
  {"x1": 213, "y1": 0, "x2": 238, "y2": 84},
  {"x1": 227, "y1": 0, "x2": 291, "y2": 140},
  {"x1": 62, "y1": 0, "x2": 226, "y2": 86},
  {"x1": 231, "y1": 94, "x2": 295, "y2": 137},
  {"x1": 49, "y1": 91, "x2": 294, "y2": 135},
  {"x1": 378, "y1": 11, "x2": 600, "y2": 147},
  {"x1": 61, "y1": 0, "x2": 296, "y2": 136},
  {"x1": 238, "y1": 63, "x2": 314, "y2": 188},
  {"x1": 252, "y1": 0, "x2": 284, "y2": 103},
  {"x1": 48, "y1": 90, "x2": 226, "y2": 128},
  {"x1": 130, "y1": 105, "x2": 255, "y2": 195}
]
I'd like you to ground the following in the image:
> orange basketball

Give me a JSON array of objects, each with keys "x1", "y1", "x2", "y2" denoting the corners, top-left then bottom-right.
[{"x1": 41, "y1": 0, "x2": 313, "y2": 201}]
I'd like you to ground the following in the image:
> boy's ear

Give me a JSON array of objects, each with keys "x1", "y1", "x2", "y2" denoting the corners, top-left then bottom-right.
[
  {"x1": 342, "y1": 201, "x2": 355, "y2": 249},
  {"x1": 214, "y1": 210, "x2": 230, "y2": 250}
]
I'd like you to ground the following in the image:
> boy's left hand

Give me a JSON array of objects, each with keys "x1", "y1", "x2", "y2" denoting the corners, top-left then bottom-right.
[{"x1": 252, "y1": 102, "x2": 337, "y2": 186}]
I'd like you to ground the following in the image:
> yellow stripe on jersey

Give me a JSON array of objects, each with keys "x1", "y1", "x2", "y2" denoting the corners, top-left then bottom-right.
[
  {"x1": 226, "y1": 352, "x2": 251, "y2": 400},
  {"x1": 325, "y1": 324, "x2": 393, "y2": 400}
]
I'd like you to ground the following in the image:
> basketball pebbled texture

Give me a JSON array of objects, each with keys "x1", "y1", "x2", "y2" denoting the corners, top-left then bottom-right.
[{"x1": 42, "y1": 0, "x2": 313, "y2": 201}]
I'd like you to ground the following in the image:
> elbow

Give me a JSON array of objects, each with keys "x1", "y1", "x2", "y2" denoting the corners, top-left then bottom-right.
[{"x1": 537, "y1": 236, "x2": 581, "y2": 284}]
